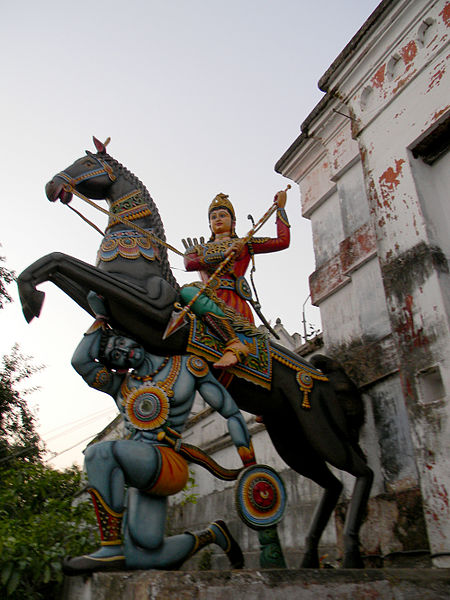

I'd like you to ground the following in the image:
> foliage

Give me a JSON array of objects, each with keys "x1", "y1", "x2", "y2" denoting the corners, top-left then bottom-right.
[
  {"x1": 0, "y1": 345, "x2": 43, "y2": 463},
  {"x1": 0, "y1": 254, "x2": 97, "y2": 599},
  {"x1": 179, "y1": 468, "x2": 199, "y2": 507},
  {"x1": 0, "y1": 254, "x2": 15, "y2": 309},
  {"x1": 0, "y1": 461, "x2": 97, "y2": 599},
  {"x1": 0, "y1": 348, "x2": 97, "y2": 599},
  {"x1": 0, "y1": 253, "x2": 40, "y2": 463},
  {"x1": 198, "y1": 549, "x2": 213, "y2": 571}
]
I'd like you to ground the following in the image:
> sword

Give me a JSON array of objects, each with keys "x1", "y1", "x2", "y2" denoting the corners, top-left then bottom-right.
[{"x1": 249, "y1": 298, "x2": 280, "y2": 340}]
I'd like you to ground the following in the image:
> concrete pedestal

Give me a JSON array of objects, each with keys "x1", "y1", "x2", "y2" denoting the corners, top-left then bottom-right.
[{"x1": 63, "y1": 568, "x2": 450, "y2": 600}]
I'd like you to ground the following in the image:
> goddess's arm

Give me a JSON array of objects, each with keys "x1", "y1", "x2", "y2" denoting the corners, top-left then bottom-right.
[{"x1": 250, "y1": 209, "x2": 290, "y2": 255}]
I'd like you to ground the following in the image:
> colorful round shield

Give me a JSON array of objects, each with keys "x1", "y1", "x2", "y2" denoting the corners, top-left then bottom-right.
[
  {"x1": 234, "y1": 464, "x2": 286, "y2": 529},
  {"x1": 125, "y1": 385, "x2": 170, "y2": 430}
]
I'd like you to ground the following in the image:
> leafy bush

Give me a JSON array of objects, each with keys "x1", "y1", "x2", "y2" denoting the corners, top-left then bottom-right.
[
  {"x1": 0, "y1": 461, "x2": 97, "y2": 599},
  {"x1": 0, "y1": 254, "x2": 15, "y2": 309},
  {"x1": 0, "y1": 258, "x2": 97, "y2": 599},
  {"x1": 0, "y1": 344, "x2": 43, "y2": 463}
]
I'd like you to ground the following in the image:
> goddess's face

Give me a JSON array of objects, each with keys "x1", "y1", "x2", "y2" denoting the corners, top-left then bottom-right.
[
  {"x1": 104, "y1": 336, "x2": 144, "y2": 370},
  {"x1": 209, "y1": 208, "x2": 233, "y2": 237}
]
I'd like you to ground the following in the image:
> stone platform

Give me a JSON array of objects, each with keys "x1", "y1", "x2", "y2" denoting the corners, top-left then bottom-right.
[{"x1": 63, "y1": 568, "x2": 450, "y2": 600}]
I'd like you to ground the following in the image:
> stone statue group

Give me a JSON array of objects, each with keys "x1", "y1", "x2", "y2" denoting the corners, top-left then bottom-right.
[{"x1": 18, "y1": 138, "x2": 373, "y2": 573}]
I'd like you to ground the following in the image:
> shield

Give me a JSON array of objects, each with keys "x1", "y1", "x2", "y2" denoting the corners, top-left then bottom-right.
[{"x1": 234, "y1": 464, "x2": 286, "y2": 530}]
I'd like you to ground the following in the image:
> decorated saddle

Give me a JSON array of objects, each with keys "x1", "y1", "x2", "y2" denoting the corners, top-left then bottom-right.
[{"x1": 186, "y1": 314, "x2": 328, "y2": 404}]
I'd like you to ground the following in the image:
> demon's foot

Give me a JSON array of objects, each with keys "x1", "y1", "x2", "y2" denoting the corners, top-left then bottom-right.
[
  {"x1": 63, "y1": 547, "x2": 125, "y2": 576},
  {"x1": 212, "y1": 520, "x2": 244, "y2": 569}
]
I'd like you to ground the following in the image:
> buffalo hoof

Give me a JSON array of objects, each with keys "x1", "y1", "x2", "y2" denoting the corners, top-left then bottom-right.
[{"x1": 62, "y1": 554, "x2": 126, "y2": 576}]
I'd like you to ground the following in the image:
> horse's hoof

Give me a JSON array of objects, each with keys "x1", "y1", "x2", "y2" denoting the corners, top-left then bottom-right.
[
  {"x1": 21, "y1": 290, "x2": 45, "y2": 323},
  {"x1": 62, "y1": 554, "x2": 126, "y2": 576},
  {"x1": 300, "y1": 550, "x2": 320, "y2": 568},
  {"x1": 18, "y1": 278, "x2": 45, "y2": 322},
  {"x1": 342, "y1": 551, "x2": 364, "y2": 568}
]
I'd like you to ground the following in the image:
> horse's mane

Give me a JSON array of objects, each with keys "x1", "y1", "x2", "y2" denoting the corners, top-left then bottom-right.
[{"x1": 102, "y1": 153, "x2": 180, "y2": 291}]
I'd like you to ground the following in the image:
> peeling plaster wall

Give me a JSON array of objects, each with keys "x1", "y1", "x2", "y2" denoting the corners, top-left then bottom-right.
[
  {"x1": 276, "y1": 0, "x2": 449, "y2": 566},
  {"x1": 339, "y1": 162, "x2": 371, "y2": 238},
  {"x1": 319, "y1": 258, "x2": 392, "y2": 347},
  {"x1": 350, "y1": 0, "x2": 450, "y2": 564},
  {"x1": 311, "y1": 191, "x2": 344, "y2": 267}
]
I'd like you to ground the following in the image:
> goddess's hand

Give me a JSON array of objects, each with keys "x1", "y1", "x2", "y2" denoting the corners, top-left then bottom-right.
[
  {"x1": 225, "y1": 238, "x2": 245, "y2": 259},
  {"x1": 274, "y1": 190, "x2": 287, "y2": 209}
]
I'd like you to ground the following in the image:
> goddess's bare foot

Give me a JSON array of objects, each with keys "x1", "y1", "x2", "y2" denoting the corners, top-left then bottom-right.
[
  {"x1": 213, "y1": 340, "x2": 248, "y2": 369},
  {"x1": 214, "y1": 350, "x2": 239, "y2": 369}
]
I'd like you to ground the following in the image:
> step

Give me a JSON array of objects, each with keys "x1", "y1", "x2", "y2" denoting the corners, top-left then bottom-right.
[{"x1": 63, "y1": 568, "x2": 450, "y2": 600}]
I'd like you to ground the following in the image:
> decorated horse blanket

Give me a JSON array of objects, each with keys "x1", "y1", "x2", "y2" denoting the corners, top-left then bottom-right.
[{"x1": 186, "y1": 315, "x2": 327, "y2": 400}]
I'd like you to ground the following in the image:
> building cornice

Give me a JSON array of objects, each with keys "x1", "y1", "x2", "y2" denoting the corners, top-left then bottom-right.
[
  {"x1": 318, "y1": 0, "x2": 400, "y2": 92},
  {"x1": 275, "y1": 0, "x2": 444, "y2": 177}
]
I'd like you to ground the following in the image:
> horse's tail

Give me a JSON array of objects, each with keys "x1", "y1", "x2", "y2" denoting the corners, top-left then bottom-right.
[{"x1": 309, "y1": 354, "x2": 365, "y2": 441}]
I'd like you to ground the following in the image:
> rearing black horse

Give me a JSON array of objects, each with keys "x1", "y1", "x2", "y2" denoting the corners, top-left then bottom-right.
[{"x1": 18, "y1": 138, "x2": 373, "y2": 568}]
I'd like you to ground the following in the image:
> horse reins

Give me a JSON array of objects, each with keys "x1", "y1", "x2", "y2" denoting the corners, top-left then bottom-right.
[{"x1": 54, "y1": 154, "x2": 184, "y2": 257}]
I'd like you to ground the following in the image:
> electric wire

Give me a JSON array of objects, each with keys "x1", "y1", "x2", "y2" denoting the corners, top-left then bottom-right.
[
  {"x1": 43, "y1": 408, "x2": 117, "y2": 442},
  {"x1": 0, "y1": 410, "x2": 118, "y2": 466},
  {"x1": 44, "y1": 433, "x2": 105, "y2": 461},
  {"x1": 41, "y1": 407, "x2": 115, "y2": 437}
]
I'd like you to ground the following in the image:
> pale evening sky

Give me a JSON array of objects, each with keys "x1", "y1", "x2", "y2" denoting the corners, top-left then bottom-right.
[{"x1": 0, "y1": 0, "x2": 380, "y2": 469}]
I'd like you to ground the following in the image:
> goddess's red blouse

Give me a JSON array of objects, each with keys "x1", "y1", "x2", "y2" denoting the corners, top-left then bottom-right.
[{"x1": 184, "y1": 214, "x2": 290, "y2": 324}]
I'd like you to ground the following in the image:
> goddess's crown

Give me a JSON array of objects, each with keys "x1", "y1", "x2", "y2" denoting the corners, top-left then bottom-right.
[{"x1": 208, "y1": 193, "x2": 235, "y2": 220}]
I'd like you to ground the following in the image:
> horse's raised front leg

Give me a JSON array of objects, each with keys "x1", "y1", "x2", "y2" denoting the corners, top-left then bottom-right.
[
  {"x1": 17, "y1": 252, "x2": 95, "y2": 323},
  {"x1": 17, "y1": 253, "x2": 66, "y2": 322}
]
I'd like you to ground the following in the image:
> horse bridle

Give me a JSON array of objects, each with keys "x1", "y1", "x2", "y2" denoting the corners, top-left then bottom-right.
[
  {"x1": 53, "y1": 152, "x2": 184, "y2": 257},
  {"x1": 55, "y1": 152, "x2": 117, "y2": 192}
]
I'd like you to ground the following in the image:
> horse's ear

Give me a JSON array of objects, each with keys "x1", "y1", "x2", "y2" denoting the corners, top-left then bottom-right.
[{"x1": 93, "y1": 136, "x2": 107, "y2": 153}]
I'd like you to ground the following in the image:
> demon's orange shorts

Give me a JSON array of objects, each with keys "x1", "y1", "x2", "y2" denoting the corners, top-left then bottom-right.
[{"x1": 146, "y1": 446, "x2": 189, "y2": 496}]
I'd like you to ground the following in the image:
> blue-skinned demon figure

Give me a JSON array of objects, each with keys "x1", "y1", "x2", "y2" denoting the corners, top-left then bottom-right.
[{"x1": 63, "y1": 320, "x2": 256, "y2": 575}]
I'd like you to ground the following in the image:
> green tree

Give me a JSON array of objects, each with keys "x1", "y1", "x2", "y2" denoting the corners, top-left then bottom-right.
[
  {"x1": 0, "y1": 256, "x2": 97, "y2": 599},
  {"x1": 0, "y1": 461, "x2": 97, "y2": 599},
  {"x1": 0, "y1": 345, "x2": 43, "y2": 463},
  {"x1": 0, "y1": 254, "x2": 15, "y2": 309}
]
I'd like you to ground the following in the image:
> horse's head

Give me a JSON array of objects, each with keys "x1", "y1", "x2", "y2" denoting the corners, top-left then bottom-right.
[{"x1": 45, "y1": 137, "x2": 117, "y2": 204}]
